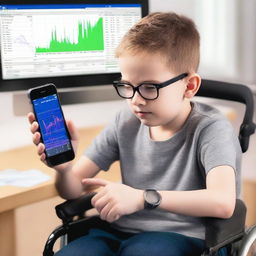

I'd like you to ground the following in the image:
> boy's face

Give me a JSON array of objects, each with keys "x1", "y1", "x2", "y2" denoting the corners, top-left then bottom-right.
[{"x1": 118, "y1": 52, "x2": 191, "y2": 129}]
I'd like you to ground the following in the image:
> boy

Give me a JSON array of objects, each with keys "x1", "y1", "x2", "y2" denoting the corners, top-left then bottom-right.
[{"x1": 28, "y1": 12, "x2": 241, "y2": 256}]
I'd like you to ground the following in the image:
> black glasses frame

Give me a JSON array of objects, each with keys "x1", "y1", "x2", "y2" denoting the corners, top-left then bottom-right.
[{"x1": 113, "y1": 73, "x2": 188, "y2": 100}]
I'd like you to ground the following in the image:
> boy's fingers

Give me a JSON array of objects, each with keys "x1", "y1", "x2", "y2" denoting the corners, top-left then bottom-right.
[
  {"x1": 37, "y1": 143, "x2": 45, "y2": 155},
  {"x1": 27, "y1": 112, "x2": 35, "y2": 124},
  {"x1": 40, "y1": 153, "x2": 46, "y2": 162},
  {"x1": 30, "y1": 121, "x2": 39, "y2": 134},
  {"x1": 32, "y1": 132, "x2": 41, "y2": 145},
  {"x1": 28, "y1": 112, "x2": 47, "y2": 165},
  {"x1": 82, "y1": 178, "x2": 109, "y2": 187}
]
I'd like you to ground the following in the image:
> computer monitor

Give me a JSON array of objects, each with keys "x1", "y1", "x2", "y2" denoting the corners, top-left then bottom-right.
[{"x1": 0, "y1": 0, "x2": 149, "y2": 92}]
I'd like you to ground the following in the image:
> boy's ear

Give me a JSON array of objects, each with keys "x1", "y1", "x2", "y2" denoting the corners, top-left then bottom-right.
[{"x1": 184, "y1": 74, "x2": 201, "y2": 99}]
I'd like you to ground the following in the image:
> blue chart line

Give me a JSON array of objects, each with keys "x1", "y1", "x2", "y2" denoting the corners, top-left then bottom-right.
[
  {"x1": 14, "y1": 34, "x2": 34, "y2": 51},
  {"x1": 39, "y1": 110, "x2": 68, "y2": 150},
  {"x1": 42, "y1": 115, "x2": 63, "y2": 135}
]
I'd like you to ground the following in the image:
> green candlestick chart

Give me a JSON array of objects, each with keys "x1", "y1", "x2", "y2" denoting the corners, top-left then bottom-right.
[{"x1": 36, "y1": 17, "x2": 104, "y2": 53}]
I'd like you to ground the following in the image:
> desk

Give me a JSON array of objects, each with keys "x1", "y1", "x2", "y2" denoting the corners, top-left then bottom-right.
[
  {"x1": 0, "y1": 126, "x2": 121, "y2": 256},
  {"x1": 0, "y1": 145, "x2": 57, "y2": 256}
]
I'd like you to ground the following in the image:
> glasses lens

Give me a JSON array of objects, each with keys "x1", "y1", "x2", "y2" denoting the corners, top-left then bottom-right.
[
  {"x1": 116, "y1": 84, "x2": 134, "y2": 98},
  {"x1": 139, "y1": 84, "x2": 158, "y2": 100}
]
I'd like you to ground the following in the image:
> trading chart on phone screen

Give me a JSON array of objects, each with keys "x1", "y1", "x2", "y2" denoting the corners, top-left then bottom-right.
[{"x1": 33, "y1": 94, "x2": 72, "y2": 157}]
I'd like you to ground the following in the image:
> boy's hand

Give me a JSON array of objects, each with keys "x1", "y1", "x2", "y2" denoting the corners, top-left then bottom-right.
[
  {"x1": 27, "y1": 112, "x2": 79, "y2": 172},
  {"x1": 82, "y1": 178, "x2": 144, "y2": 222}
]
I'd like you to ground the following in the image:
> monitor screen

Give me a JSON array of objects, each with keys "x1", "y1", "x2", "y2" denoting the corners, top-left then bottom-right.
[{"x1": 0, "y1": 0, "x2": 148, "y2": 91}]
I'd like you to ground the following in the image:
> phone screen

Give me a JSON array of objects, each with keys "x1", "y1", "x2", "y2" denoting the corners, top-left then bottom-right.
[{"x1": 32, "y1": 94, "x2": 72, "y2": 157}]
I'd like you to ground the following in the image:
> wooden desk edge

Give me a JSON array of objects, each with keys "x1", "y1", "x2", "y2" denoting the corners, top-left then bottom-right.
[{"x1": 0, "y1": 182, "x2": 58, "y2": 213}]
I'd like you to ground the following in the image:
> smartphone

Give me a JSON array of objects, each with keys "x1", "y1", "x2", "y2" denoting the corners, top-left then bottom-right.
[{"x1": 28, "y1": 83, "x2": 75, "y2": 166}]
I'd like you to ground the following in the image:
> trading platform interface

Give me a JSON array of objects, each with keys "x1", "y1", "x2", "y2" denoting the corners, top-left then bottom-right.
[
  {"x1": 33, "y1": 94, "x2": 71, "y2": 157},
  {"x1": 0, "y1": 4, "x2": 142, "y2": 79}
]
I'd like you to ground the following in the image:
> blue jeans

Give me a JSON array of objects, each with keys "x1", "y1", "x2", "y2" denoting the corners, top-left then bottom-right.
[{"x1": 55, "y1": 228, "x2": 227, "y2": 256}]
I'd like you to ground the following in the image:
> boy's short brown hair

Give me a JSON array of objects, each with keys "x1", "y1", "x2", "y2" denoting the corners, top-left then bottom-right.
[{"x1": 116, "y1": 12, "x2": 200, "y2": 74}]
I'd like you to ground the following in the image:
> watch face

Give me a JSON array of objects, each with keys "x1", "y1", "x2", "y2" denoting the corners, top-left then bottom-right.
[
  {"x1": 144, "y1": 189, "x2": 162, "y2": 209},
  {"x1": 146, "y1": 190, "x2": 160, "y2": 204}
]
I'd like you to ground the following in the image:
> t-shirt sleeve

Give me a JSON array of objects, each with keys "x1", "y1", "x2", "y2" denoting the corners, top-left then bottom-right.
[
  {"x1": 198, "y1": 119, "x2": 242, "y2": 175},
  {"x1": 84, "y1": 113, "x2": 120, "y2": 171}
]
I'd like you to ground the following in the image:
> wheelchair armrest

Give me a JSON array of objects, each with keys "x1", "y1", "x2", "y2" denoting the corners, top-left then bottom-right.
[
  {"x1": 55, "y1": 192, "x2": 96, "y2": 224},
  {"x1": 205, "y1": 199, "x2": 246, "y2": 252}
]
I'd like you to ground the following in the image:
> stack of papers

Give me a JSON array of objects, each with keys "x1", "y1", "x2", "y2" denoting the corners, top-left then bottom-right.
[{"x1": 0, "y1": 169, "x2": 51, "y2": 187}]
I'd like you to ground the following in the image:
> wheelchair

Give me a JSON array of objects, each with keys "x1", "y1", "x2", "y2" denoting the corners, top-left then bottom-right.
[{"x1": 43, "y1": 80, "x2": 256, "y2": 256}]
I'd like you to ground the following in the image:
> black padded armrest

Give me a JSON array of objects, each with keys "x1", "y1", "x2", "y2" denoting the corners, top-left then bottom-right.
[
  {"x1": 55, "y1": 192, "x2": 96, "y2": 224},
  {"x1": 205, "y1": 199, "x2": 246, "y2": 251}
]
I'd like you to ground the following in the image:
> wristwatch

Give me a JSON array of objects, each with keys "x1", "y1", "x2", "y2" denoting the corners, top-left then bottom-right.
[{"x1": 143, "y1": 189, "x2": 162, "y2": 209}]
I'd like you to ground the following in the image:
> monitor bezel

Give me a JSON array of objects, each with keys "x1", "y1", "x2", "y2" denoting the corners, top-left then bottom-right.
[{"x1": 0, "y1": 0, "x2": 149, "y2": 92}]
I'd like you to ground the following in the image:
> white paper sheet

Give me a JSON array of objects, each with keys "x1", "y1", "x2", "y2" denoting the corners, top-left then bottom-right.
[{"x1": 0, "y1": 169, "x2": 51, "y2": 187}]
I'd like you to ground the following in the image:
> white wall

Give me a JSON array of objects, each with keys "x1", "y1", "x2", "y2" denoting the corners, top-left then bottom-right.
[
  {"x1": 150, "y1": 0, "x2": 256, "y2": 86},
  {"x1": 149, "y1": 0, "x2": 196, "y2": 15}
]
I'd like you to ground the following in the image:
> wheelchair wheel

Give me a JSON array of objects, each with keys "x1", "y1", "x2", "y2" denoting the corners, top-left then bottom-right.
[{"x1": 238, "y1": 225, "x2": 256, "y2": 256}]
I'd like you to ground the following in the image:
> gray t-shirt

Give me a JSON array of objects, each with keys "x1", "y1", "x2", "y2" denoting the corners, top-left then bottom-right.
[{"x1": 85, "y1": 102, "x2": 242, "y2": 239}]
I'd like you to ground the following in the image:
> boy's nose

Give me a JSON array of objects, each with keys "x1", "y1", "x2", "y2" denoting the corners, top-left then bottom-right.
[{"x1": 130, "y1": 91, "x2": 146, "y2": 105}]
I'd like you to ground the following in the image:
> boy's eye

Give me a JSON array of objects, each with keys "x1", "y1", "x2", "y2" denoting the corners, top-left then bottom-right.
[
  {"x1": 122, "y1": 84, "x2": 133, "y2": 90},
  {"x1": 141, "y1": 84, "x2": 157, "y2": 90}
]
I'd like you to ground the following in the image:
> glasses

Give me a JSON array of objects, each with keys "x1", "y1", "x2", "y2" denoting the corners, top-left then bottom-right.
[{"x1": 113, "y1": 73, "x2": 188, "y2": 100}]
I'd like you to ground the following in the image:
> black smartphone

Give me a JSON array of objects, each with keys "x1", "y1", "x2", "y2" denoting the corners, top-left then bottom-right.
[{"x1": 28, "y1": 83, "x2": 75, "y2": 166}]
